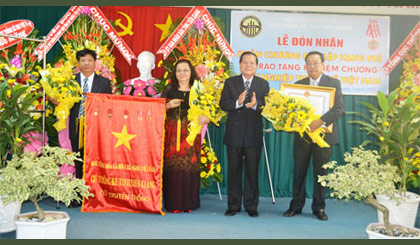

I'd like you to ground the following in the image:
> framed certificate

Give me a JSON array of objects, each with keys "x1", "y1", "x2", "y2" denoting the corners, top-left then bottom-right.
[{"x1": 280, "y1": 83, "x2": 336, "y2": 133}]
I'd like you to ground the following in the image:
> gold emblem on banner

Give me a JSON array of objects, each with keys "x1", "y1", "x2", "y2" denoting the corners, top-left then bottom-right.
[
  {"x1": 240, "y1": 16, "x2": 262, "y2": 38},
  {"x1": 112, "y1": 124, "x2": 136, "y2": 150},
  {"x1": 115, "y1": 11, "x2": 133, "y2": 36},
  {"x1": 155, "y1": 14, "x2": 173, "y2": 42}
]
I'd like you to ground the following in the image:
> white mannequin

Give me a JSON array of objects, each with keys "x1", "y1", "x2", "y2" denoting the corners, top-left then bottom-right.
[{"x1": 132, "y1": 51, "x2": 156, "y2": 83}]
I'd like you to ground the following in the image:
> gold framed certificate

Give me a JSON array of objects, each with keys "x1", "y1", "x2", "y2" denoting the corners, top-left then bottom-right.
[{"x1": 280, "y1": 83, "x2": 336, "y2": 133}]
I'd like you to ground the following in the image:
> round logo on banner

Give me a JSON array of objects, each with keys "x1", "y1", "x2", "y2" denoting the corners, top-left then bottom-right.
[{"x1": 239, "y1": 16, "x2": 262, "y2": 38}]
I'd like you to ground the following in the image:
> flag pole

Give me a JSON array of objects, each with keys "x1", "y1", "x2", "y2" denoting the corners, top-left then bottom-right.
[
  {"x1": 263, "y1": 128, "x2": 276, "y2": 204},
  {"x1": 205, "y1": 130, "x2": 222, "y2": 201}
]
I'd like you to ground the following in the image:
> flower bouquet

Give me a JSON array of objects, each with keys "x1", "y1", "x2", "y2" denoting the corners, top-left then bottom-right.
[
  {"x1": 116, "y1": 78, "x2": 159, "y2": 97},
  {"x1": 262, "y1": 88, "x2": 330, "y2": 147},
  {"x1": 0, "y1": 33, "x2": 45, "y2": 120},
  {"x1": 0, "y1": 63, "x2": 43, "y2": 118},
  {"x1": 186, "y1": 74, "x2": 226, "y2": 146},
  {"x1": 60, "y1": 7, "x2": 117, "y2": 90},
  {"x1": 163, "y1": 18, "x2": 229, "y2": 145},
  {"x1": 199, "y1": 139, "x2": 223, "y2": 189},
  {"x1": 39, "y1": 63, "x2": 82, "y2": 132}
]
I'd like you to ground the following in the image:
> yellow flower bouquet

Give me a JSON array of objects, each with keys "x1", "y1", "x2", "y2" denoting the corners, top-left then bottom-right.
[
  {"x1": 186, "y1": 74, "x2": 226, "y2": 146},
  {"x1": 262, "y1": 88, "x2": 330, "y2": 147},
  {"x1": 200, "y1": 139, "x2": 223, "y2": 189},
  {"x1": 39, "y1": 63, "x2": 82, "y2": 132}
]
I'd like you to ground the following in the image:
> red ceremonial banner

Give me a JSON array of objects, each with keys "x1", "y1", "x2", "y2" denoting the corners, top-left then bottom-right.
[
  {"x1": 100, "y1": 6, "x2": 191, "y2": 81},
  {"x1": 0, "y1": 20, "x2": 34, "y2": 50},
  {"x1": 81, "y1": 94, "x2": 166, "y2": 214},
  {"x1": 382, "y1": 21, "x2": 420, "y2": 75}
]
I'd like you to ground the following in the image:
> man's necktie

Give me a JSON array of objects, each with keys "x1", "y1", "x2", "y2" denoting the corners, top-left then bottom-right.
[
  {"x1": 78, "y1": 77, "x2": 89, "y2": 118},
  {"x1": 245, "y1": 80, "x2": 250, "y2": 98}
]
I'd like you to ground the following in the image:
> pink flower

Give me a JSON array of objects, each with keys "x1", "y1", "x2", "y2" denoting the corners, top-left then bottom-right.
[
  {"x1": 147, "y1": 86, "x2": 157, "y2": 96},
  {"x1": 81, "y1": 6, "x2": 91, "y2": 16},
  {"x1": 133, "y1": 79, "x2": 146, "y2": 90},
  {"x1": 134, "y1": 89, "x2": 145, "y2": 97},
  {"x1": 194, "y1": 18, "x2": 204, "y2": 34},
  {"x1": 123, "y1": 79, "x2": 132, "y2": 86},
  {"x1": 195, "y1": 64, "x2": 210, "y2": 79},
  {"x1": 23, "y1": 132, "x2": 49, "y2": 155},
  {"x1": 123, "y1": 86, "x2": 132, "y2": 95},
  {"x1": 414, "y1": 73, "x2": 420, "y2": 86},
  {"x1": 10, "y1": 55, "x2": 22, "y2": 69}
]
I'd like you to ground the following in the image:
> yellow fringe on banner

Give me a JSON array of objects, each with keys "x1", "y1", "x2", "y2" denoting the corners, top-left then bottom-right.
[
  {"x1": 78, "y1": 115, "x2": 84, "y2": 149},
  {"x1": 176, "y1": 118, "x2": 181, "y2": 152}
]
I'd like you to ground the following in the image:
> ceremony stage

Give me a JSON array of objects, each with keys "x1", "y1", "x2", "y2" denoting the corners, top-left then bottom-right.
[{"x1": 3, "y1": 194, "x2": 419, "y2": 239}]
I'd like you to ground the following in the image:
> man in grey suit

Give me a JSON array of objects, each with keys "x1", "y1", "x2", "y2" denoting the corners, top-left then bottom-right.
[
  {"x1": 220, "y1": 51, "x2": 270, "y2": 217},
  {"x1": 283, "y1": 51, "x2": 344, "y2": 221},
  {"x1": 69, "y1": 49, "x2": 112, "y2": 182}
]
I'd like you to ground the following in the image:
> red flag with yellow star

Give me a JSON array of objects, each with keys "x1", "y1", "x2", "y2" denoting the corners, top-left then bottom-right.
[
  {"x1": 81, "y1": 93, "x2": 166, "y2": 214},
  {"x1": 101, "y1": 6, "x2": 191, "y2": 82}
]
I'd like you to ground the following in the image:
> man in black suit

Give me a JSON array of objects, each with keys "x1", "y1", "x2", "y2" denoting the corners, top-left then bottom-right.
[
  {"x1": 283, "y1": 51, "x2": 344, "y2": 221},
  {"x1": 69, "y1": 49, "x2": 112, "y2": 181},
  {"x1": 220, "y1": 51, "x2": 269, "y2": 218}
]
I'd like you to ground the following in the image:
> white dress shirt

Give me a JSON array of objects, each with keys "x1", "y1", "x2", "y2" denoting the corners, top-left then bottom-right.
[{"x1": 80, "y1": 73, "x2": 95, "y2": 93}]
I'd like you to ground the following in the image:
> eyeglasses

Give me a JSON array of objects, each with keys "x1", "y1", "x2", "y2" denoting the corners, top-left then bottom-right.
[
  {"x1": 305, "y1": 62, "x2": 323, "y2": 67},
  {"x1": 176, "y1": 69, "x2": 191, "y2": 73}
]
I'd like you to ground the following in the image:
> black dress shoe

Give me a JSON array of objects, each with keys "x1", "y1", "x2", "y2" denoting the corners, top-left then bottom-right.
[
  {"x1": 247, "y1": 210, "x2": 258, "y2": 217},
  {"x1": 283, "y1": 209, "x2": 302, "y2": 217},
  {"x1": 224, "y1": 209, "x2": 240, "y2": 216},
  {"x1": 313, "y1": 209, "x2": 328, "y2": 221}
]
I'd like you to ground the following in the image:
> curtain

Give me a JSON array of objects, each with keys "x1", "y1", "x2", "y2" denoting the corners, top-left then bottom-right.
[{"x1": 100, "y1": 6, "x2": 191, "y2": 82}]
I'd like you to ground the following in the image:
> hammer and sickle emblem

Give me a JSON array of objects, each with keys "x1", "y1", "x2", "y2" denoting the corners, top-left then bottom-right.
[{"x1": 115, "y1": 11, "x2": 133, "y2": 36}]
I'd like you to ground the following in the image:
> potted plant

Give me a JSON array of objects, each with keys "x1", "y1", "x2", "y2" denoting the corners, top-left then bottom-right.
[
  {"x1": 0, "y1": 36, "x2": 53, "y2": 234},
  {"x1": 350, "y1": 90, "x2": 420, "y2": 227},
  {"x1": 0, "y1": 80, "x2": 42, "y2": 233},
  {"x1": 318, "y1": 146, "x2": 420, "y2": 238},
  {"x1": 0, "y1": 146, "x2": 93, "y2": 239}
]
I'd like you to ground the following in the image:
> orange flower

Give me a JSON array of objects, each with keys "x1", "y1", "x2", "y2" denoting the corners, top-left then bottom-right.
[{"x1": 14, "y1": 42, "x2": 23, "y2": 55}]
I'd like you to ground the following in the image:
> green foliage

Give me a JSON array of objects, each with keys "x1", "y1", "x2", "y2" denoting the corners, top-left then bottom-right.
[
  {"x1": 349, "y1": 90, "x2": 420, "y2": 192},
  {"x1": 0, "y1": 146, "x2": 93, "y2": 221},
  {"x1": 319, "y1": 146, "x2": 402, "y2": 236},
  {"x1": 319, "y1": 147, "x2": 401, "y2": 201},
  {"x1": 0, "y1": 82, "x2": 42, "y2": 168}
]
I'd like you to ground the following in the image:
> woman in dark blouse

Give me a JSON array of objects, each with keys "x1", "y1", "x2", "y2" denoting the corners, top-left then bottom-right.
[{"x1": 160, "y1": 59, "x2": 209, "y2": 213}]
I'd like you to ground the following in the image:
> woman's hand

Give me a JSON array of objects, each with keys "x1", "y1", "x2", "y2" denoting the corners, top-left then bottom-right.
[
  {"x1": 49, "y1": 97, "x2": 59, "y2": 106},
  {"x1": 198, "y1": 115, "x2": 210, "y2": 125},
  {"x1": 166, "y1": 99, "x2": 181, "y2": 109}
]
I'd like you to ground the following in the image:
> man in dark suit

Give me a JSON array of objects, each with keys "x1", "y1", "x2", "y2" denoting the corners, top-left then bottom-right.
[
  {"x1": 220, "y1": 51, "x2": 270, "y2": 218},
  {"x1": 69, "y1": 49, "x2": 112, "y2": 182},
  {"x1": 283, "y1": 51, "x2": 344, "y2": 221}
]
